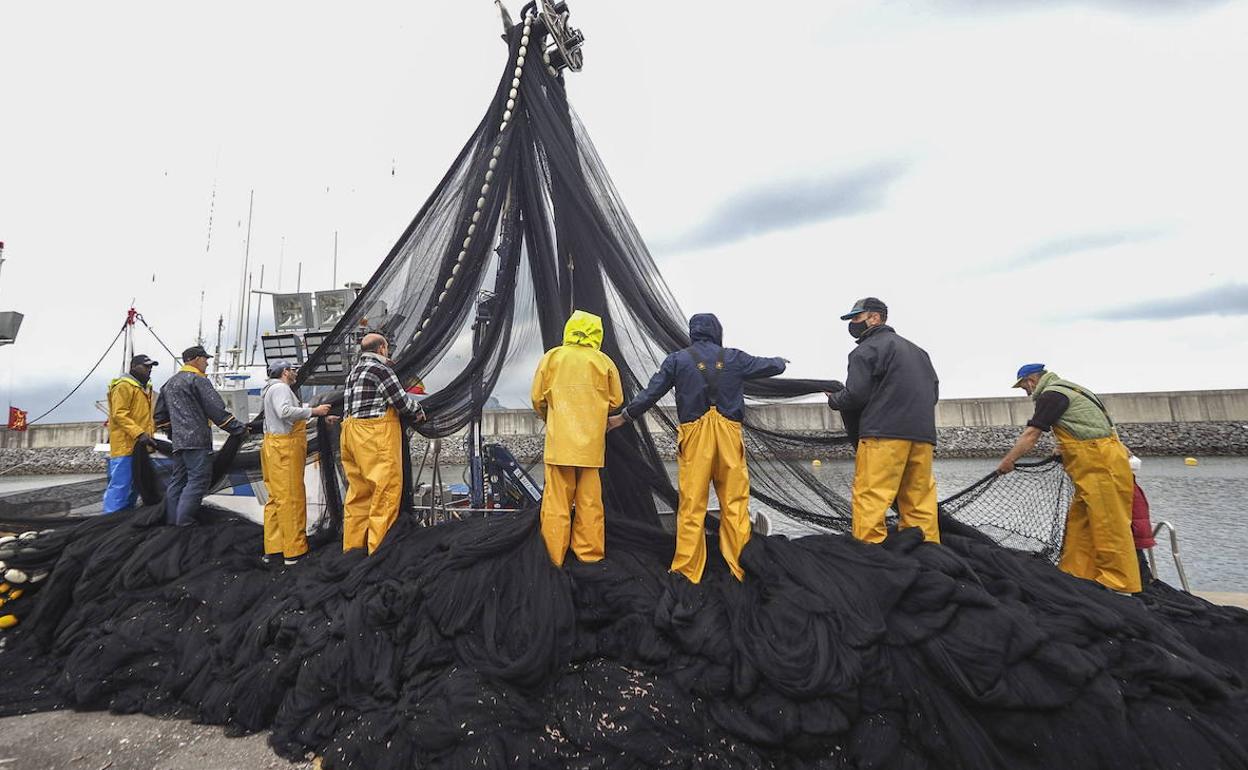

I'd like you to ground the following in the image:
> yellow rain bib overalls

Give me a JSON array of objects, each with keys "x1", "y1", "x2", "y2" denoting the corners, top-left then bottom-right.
[
  {"x1": 1037, "y1": 373, "x2": 1141, "y2": 593},
  {"x1": 673, "y1": 404, "x2": 752, "y2": 583},
  {"x1": 850, "y1": 437, "x2": 940, "y2": 545},
  {"x1": 340, "y1": 408, "x2": 403, "y2": 555},
  {"x1": 1054, "y1": 426, "x2": 1141, "y2": 593},
  {"x1": 261, "y1": 419, "x2": 310, "y2": 559}
]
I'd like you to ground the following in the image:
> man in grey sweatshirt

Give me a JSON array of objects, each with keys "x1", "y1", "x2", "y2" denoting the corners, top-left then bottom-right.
[{"x1": 261, "y1": 361, "x2": 330, "y2": 565}]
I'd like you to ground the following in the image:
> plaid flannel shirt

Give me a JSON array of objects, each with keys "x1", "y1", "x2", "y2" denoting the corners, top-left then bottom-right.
[{"x1": 344, "y1": 352, "x2": 425, "y2": 420}]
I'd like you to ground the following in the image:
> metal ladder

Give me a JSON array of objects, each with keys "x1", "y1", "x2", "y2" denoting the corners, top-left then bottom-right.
[{"x1": 1146, "y1": 521, "x2": 1191, "y2": 592}]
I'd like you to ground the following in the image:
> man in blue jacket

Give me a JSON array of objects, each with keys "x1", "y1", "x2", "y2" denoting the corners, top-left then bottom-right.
[
  {"x1": 826, "y1": 297, "x2": 941, "y2": 545},
  {"x1": 154, "y1": 346, "x2": 247, "y2": 526},
  {"x1": 608, "y1": 313, "x2": 787, "y2": 583}
]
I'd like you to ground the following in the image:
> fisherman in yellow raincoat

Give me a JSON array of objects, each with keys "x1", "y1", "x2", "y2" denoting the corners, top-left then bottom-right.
[
  {"x1": 103, "y1": 354, "x2": 159, "y2": 513},
  {"x1": 531, "y1": 310, "x2": 623, "y2": 566},
  {"x1": 260, "y1": 361, "x2": 331, "y2": 566},
  {"x1": 998, "y1": 365, "x2": 1141, "y2": 593},
  {"x1": 608, "y1": 313, "x2": 787, "y2": 583},
  {"x1": 341, "y1": 333, "x2": 426, "y2": 554}
]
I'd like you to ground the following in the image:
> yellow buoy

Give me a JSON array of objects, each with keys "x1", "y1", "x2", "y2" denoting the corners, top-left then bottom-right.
[
  {"x1": 812, "y1": 459, "x2": 822, "y2": 467},
  {"x1": 8, "y1": 589, "x2": 20, "y2": 600},
  {"x1": 0, "y1": 582, "x2": 9, "y2": 594},
  {"x1": 1185, "y1": 457, "x2": 1198, "y2": 466},
  {"x1": 0, "y1": 614, "x2": 18, "y2": 629}
]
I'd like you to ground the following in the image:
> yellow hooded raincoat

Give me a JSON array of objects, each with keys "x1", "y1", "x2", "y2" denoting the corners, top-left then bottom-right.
[{"x1": 530, "y1": 311, "x2": 624, "y2": 566}]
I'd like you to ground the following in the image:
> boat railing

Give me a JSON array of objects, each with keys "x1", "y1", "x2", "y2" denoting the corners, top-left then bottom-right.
[{"x1": 1147, "y1": 521, "x2": 1191, "y2": 592}]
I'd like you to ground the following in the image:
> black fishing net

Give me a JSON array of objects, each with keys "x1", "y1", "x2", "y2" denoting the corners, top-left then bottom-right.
[
  {"x1": 3, "y1": 11, "x2": 1248, "y2": 769},
  {"x1": 282, "y1": 14, "x2": 850, "y2": 531},
  {"x1": 2, "y1": 467, "x2": 1248, "y2": 769},
  {"x1": 939, "y1": 455, "x2": 1074, "y2": 557}
]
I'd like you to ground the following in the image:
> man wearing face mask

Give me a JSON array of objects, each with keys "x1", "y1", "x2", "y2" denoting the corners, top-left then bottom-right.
[
  {"x1": 998, "y1": 364, "x2": 1140, "y2": 593},
  {"x1": 825, "y1": 297, "x2": 941, "y2": 545}
]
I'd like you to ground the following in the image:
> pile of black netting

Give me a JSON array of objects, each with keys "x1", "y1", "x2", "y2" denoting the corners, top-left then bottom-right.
[{"x1": 3, "y1": 492, "x2": 1248, "y2": 770}]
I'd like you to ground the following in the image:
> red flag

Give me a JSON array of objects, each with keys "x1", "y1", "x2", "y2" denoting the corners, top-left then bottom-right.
[{"x1": 7, "y1": 406, "x2": 28, "y2": 432}]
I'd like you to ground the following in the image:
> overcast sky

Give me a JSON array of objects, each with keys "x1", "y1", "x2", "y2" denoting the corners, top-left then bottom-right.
[{"x1": 1, "y1": 0, "x2": 1245, "y2": 420}]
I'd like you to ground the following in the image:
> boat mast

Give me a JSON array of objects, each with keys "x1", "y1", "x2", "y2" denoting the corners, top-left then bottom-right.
[
  {"x1": 248, "y1": 265, "x2": 265, "y2": 366},
  {"x1": 234, "y1": 189, "x2": 255, "y2": 371},
  {"x1": 213, "y1": 314, "x2": 224, "y2": 376},
  {"x1": 196, "y1": 289, "x2": 206, "y2": 347}
]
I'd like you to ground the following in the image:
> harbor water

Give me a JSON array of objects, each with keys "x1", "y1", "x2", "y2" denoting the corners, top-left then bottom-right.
[{"x1": 761, "y1": 456, "x2": 1248, "y2": 593}]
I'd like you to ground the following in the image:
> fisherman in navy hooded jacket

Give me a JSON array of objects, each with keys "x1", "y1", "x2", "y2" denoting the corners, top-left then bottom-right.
[{"x1": 608, "y1": 313, "x2": 787, "y2": 583}]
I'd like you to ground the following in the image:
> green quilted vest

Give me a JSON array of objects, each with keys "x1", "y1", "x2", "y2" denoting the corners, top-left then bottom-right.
[{"x1": 1032, "y1": 371, "x2": 1115, "y2": 440}]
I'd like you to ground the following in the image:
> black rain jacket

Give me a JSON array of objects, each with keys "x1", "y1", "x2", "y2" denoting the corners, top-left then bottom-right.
[{"x1": 826, "y1": 325, "x2": 939, "y2": 445}]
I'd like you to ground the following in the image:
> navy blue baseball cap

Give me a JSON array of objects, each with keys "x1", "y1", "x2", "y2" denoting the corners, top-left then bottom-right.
[
  {"x1": 839, "y1": 297, "x2": 888, "y2": 321},
  {"x1": 1013, "y1": 363, "x2": 1045, "y2": 388}
]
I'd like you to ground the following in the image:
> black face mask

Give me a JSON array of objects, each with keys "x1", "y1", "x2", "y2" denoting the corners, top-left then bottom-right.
[{"x1": 848, "y1": 320, "x2": 869, "y2": 339}]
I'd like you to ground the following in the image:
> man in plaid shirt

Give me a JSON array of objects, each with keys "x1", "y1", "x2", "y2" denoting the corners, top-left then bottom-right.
[{"x1": 341, "y1": 333, "x2": 426, "y2": 554}]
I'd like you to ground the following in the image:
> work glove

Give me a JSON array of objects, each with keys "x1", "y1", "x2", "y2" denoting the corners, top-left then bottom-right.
[
  {"x1": 824, "y1": 381, "x2": 846, "y2": 404},
  {"x1": 137, "y1": 433, "x2": 157, "y2": 452}
]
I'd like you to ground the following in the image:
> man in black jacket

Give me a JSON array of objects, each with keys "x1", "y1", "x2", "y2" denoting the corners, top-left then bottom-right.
[
  {"x1": 154, "y1": 346, "x2": 247, "y2": 526},
  {"x1": 825, "y1": 298, "x2": 941, "y2": 544}
]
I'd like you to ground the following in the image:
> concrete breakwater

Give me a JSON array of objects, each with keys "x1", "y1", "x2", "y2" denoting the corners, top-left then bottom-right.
[
  {"x1": 411, "y1": 420, "x2": 1248, "y2": 464},
  {"x1": 3, "y1": 387, "x2": 1246, "y2": 475},
  {"x1": 5, "y1": 420, "x2": 1245, "y2": 477},
  {"x1": 4, "y1": 389, "x2": 1247, "y2": 453}
]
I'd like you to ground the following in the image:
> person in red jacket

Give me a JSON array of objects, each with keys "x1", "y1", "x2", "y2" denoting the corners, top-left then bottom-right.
[{"x1": 1129, "y1": 454, "x2": 1156, "y2": 585}]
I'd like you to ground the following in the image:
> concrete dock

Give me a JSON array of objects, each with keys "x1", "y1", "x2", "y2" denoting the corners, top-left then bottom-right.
[{"x1": 1196, "y1": 592, "x2": 1248, "y2": 610}]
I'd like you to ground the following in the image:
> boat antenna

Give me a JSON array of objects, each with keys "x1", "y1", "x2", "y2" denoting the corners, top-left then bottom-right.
[{"x1": 203, "y1": 178, "x2": 217, "y2": 262}]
